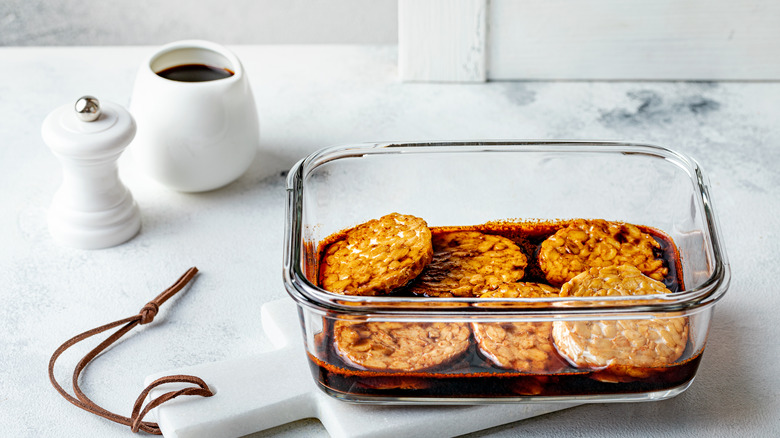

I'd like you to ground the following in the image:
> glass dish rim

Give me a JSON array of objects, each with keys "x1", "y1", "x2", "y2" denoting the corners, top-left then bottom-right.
[{"x1": 283, "y1": 140, "x2": 731, "y2": 317}]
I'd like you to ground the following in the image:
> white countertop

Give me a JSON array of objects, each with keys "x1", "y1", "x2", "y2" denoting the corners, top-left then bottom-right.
[{"x1": 1, "y1": 45, "x2": 778, "y2": 438}]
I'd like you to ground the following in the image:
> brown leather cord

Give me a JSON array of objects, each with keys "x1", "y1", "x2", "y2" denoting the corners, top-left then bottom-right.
[{"x1": 48, "y1": 267, "x2": 214, "y2": 435}]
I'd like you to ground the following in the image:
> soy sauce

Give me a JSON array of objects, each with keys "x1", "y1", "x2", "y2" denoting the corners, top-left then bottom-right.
[
  {"x1": 309, "y1": 350, "x2": 703, "y2": 399},
  {"x1": 156, "y1": 64, "x2": 234, "y2": 82},
  {"x1": 309, "y1": 220, "x2": 697, "y2": 400}
]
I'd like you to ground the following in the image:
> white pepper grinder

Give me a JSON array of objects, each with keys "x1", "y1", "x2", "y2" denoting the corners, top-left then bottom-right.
[{"x1": 42, "y1": 96, "x2": 141, "y2": 249}]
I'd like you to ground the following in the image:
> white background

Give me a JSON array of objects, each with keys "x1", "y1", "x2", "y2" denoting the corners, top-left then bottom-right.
[{"x1": 0, "y1": 0, "x2": 397, "y2": 46}]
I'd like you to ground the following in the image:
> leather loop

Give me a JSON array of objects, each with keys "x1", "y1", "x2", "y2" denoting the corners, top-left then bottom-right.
[
  {"x1": 130, "y1": 375, "x2": 213, "y2": 433},
  {"x1": 48, "y1": 267, "x2": 213, "y2": 435}
]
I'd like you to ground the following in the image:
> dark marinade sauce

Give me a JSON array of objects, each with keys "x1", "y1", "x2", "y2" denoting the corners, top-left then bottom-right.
[
  {"x1": 156, "y1": 64, "x2": 234, "y2": 82},
  {"x1": 310, "y1": 220, "x2": 696, "y2": 399}
]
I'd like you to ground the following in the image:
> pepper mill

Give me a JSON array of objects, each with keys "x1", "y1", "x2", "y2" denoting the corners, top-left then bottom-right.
[{"x1": 42, "y1": 96, "x2": 141, "y2": 249}]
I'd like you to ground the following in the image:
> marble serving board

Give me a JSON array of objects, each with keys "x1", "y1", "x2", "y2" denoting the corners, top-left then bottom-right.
[{"x1": 145, "y1": 299, "x2": 576, "y2": 438}]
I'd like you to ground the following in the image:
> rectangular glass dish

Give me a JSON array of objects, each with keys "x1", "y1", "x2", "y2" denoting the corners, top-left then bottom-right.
[{"x1": 283, "y1": 141, "x2": 730, "y2": 404}]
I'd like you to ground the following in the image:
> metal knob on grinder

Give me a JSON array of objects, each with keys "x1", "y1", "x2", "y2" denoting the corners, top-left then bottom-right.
[{"x1": 74, "y1": 95, "x2": 101, "y2": 122}]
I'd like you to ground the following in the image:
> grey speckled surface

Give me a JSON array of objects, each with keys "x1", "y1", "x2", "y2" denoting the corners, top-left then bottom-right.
[
  {"x1": 0, "y1": 0, "x2": 397, "y2": 46},
  {"x1": 0, "y1": 45, "x2": 778, "y2": 437}
]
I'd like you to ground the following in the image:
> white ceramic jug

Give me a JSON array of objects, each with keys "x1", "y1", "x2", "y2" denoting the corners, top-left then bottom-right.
[{"x1": 129, "y1": 40, "x2": 259, "y2": 192}]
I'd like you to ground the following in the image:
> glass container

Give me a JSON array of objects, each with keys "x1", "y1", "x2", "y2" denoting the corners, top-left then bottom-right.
[{"x1": 283, "y1": 141, "x2": 730, "y2": 404}]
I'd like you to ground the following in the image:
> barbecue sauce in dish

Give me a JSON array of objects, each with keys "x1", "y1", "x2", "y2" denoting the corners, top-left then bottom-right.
[{"x1": 309, "y1": 220, "x2": 696, "y2": 400}]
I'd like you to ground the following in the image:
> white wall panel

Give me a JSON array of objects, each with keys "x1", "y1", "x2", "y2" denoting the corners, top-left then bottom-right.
[
  {"x1": 399, "y1": 0, "x2": 487, "y2": 82},
  {"x1": 488, "y1": 0, "x2": 780, "y2": 80}
]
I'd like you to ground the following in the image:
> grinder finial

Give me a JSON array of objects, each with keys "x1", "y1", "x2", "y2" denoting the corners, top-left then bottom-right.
[{"x1": 74, "y1": 95, "x2": 101, "y2": 122}]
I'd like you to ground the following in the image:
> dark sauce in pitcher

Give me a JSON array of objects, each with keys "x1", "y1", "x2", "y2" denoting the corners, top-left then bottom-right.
[
  {"x1": 309, "y1": 220, "x2": 700, "y2": 400},
  {"x1": 156, "y1": 64, "x2": 234, "y2": 82}
]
